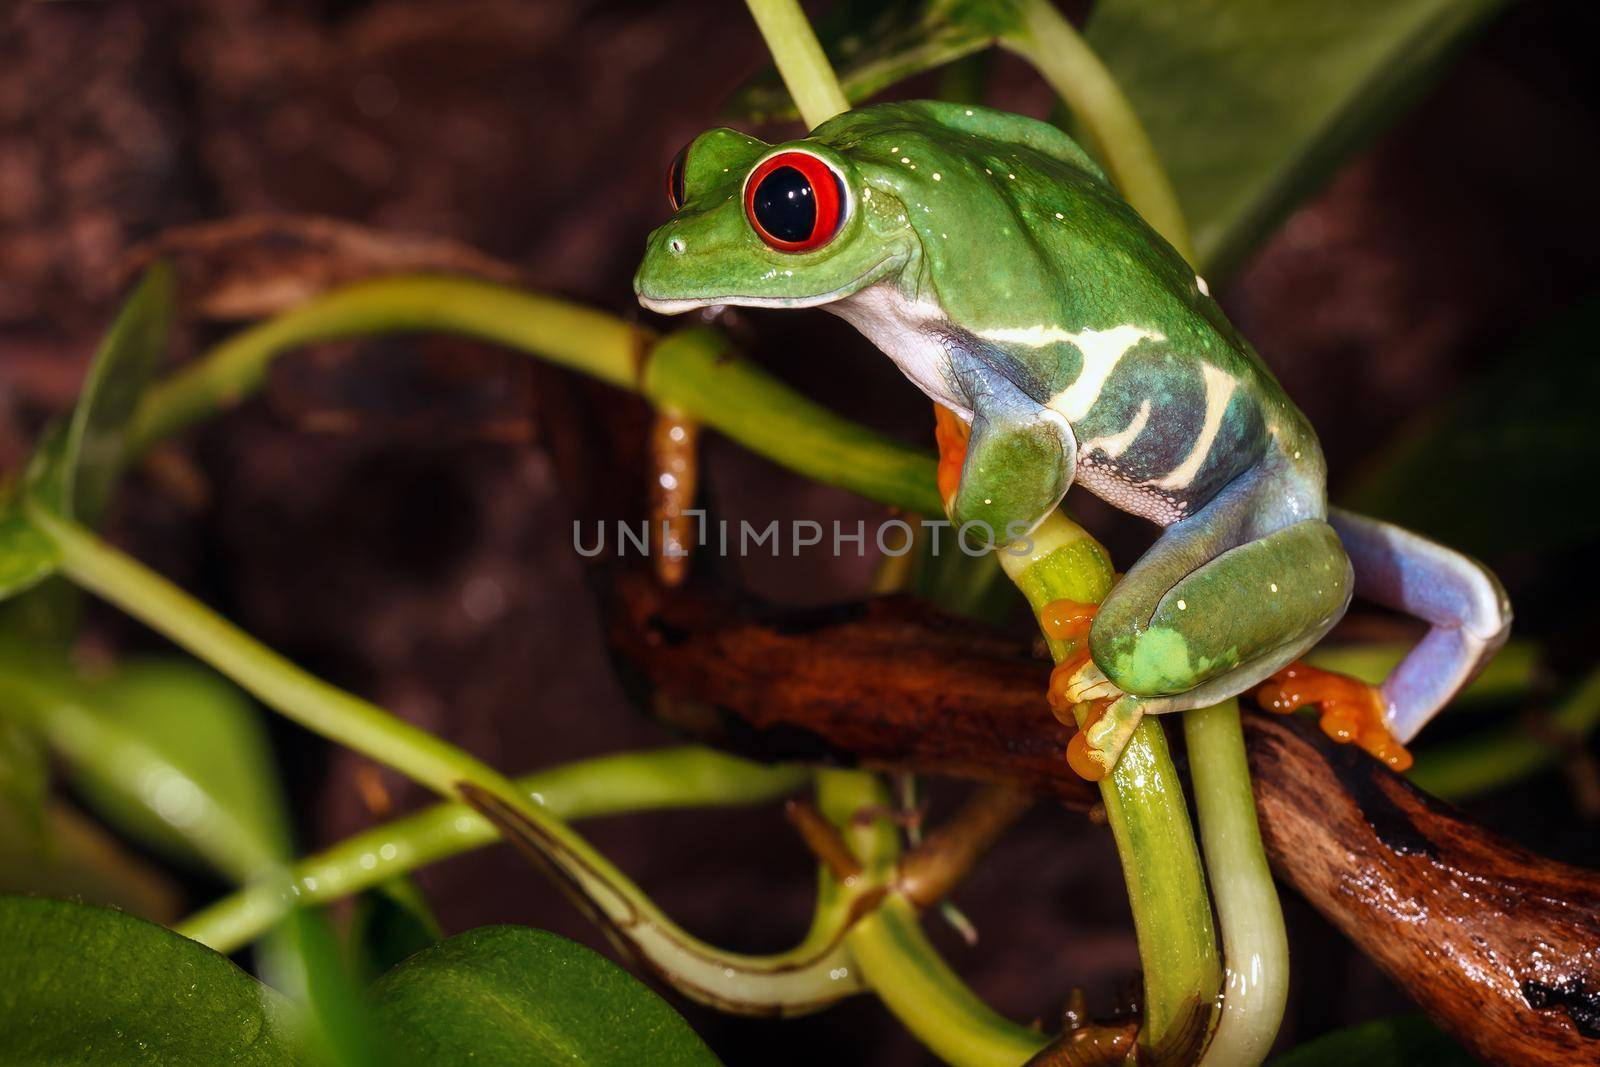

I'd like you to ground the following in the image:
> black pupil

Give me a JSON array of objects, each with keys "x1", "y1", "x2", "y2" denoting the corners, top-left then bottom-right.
[
  {"x1": 668, "y1": 145, "x2": 688, "y2": 209},
  {"x1": 752, "y1": 166, "x2": 817, "y2": 243}
]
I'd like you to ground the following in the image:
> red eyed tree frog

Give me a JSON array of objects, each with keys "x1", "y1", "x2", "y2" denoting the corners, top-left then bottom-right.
[{"x1": 634, "y1": 101, "x2": 1511, "y2": 779}]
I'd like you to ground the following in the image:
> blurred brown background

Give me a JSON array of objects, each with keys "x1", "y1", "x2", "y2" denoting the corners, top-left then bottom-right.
[{"x1": 3, "y1": 1, "x2": 1599, "y2": 1062}]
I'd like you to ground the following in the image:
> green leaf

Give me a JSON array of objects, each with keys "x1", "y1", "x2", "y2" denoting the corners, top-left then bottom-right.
[
  {"x1": 0, "y1": 262, "x2": 174, "y2": 632},
  {"x1": 0, "y1": 715, "x2": 48, "y2": 845},
  {"x1": 1342, "y1": 297, "x2": 1600, "y2": 554},
  {"x1": 1084, "y1": 0, "x2": 1506, "y2": 276},
  {"x1": 729, "y1": 0, "x2": 1011, "y2": 123},
  {"x1": 261, "y1": 908, "x2": 387, "y2": 1067},
  {"x1": 1267, "y1": 1014, "x2": 1473, "y2": 1066},
  {"x1": 346, "y1": 877, "x2": 444, "y2": 985},
  {"x1": 29, "y1": 262, "x2": 175, "y2": 525},
  {"x1": 0, "y1": 499, "x2": 61, "y2": 603},
  {"x1": 0, "y1": 803, "x2": 181, "y2": 921},
  {"x1": 65, "y1": 655, "x2": 293, "y2": 881},
  {"x1": 0, "y1": 895, "x2": 304, "y2": 1066},
  {"x1": 369, "y1": 926, "x2": 723, "y2": 1067}
]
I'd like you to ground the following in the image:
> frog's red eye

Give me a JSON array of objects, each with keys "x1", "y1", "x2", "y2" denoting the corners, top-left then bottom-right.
[
  {"x1": 666, "y1": 143, "x2": 689, "y2": 211},
  {"x1": 744, "y1": 151, "x2": 845, "y2": 252}
]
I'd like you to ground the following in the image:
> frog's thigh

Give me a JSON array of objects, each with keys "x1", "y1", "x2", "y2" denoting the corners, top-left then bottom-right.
[
  {"x1": 1091, "y1": 518, "x2": 1353, "y2": 702},
  {"x1": 950, "y1": 402, "x2": 1076, "y2": 542}
]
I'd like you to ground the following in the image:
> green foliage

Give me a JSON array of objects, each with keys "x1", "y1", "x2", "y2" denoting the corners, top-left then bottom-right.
[
  {"x1": 0, "y1": 262, "x2": 174, "y2": 631},
  {"x1": 64, "y1": 656, "x2": 292, "y2": 881},
  {"x1": 732, "y1": 0, "x2": 1012, "y2": 123},
  {"x1": 345, "y1": 877, "x2": 444, "y2": 984},
  {"x1": 0, "y1": 896, "x2": 305, "y2": 1066},
  {"x1": 1267, "y1": 1014, "x2": 1474, "y2": 1066},
  {"x1": 1345, "y1": 297, "x2": 1600, "y2": 554},
  {"x1": 1085, "y1": 0, "x2": 1505, "y2": 275},
  {"x1": 368, "y1": 926, "x2": 723, "y2": 1067}
]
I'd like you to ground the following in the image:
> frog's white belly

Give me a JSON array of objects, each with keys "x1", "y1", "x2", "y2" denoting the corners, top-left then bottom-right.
[{"x1": 828, "y1": 282, "x2": 973, "y2": 421}]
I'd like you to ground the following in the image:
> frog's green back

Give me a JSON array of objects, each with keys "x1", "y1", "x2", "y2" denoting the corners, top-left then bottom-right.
[{"x1": 809, "y1": 101, "x2": 1243, "y2": 366}]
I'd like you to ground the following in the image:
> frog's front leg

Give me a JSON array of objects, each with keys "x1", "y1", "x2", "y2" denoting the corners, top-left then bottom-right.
[
  {"x1": 1059, "y1": 466, "x2": 1356, "y2": 774},
  {"x1": 937, "y1": 368, "x2": 1077, "y2": 544}
]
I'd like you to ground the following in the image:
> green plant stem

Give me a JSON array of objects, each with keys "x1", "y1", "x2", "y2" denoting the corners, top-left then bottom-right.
[
  {"x1": 1184, "y1": 700, "x2": 1288, "y2": 1067},
  {"x1": 1003, "y1": 0, "x2": 1194, "y2": 263},
  {"x1": 1409, "y1": 664, "x2": 1600, "y2": 800},
  {"x1": 848, "y1": 895, "x2": 1049, "y2": 1067},
  {"x1": 33, "y1": 508, "x2": 867, "y2": 1014},
  {"x1": 178, "y1": 748, "x2": 809, "y2": 953},
  {"x1": 647, "y1": 328, "x2": 943, "y2": 514},
  {"x1": 126, "y1": 277, "x2": 644, "y2": 454},
  {"x1": 122, "y1": 280, "x2": 943, "y2": 517},
  {"x1": 810, "y1": 770, "x2": 1048, "y2": 1067},
  {"x1": 744, "y1": 0, "x2": 851, "y2": 129},
  {"x1": 1004, "y1": 514, "x2": 1220, "y2": 1059}
]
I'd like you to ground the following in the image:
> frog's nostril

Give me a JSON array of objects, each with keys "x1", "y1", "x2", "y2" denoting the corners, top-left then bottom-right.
[{"x1": 667, "y1": 236, "x2": 686, "y2": 255}]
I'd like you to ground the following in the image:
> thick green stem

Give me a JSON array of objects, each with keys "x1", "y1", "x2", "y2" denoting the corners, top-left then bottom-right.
[
  {"x1": 744, "y1": 0, "x2": 851, "y2": 129},
  {"x1": 178, "y1": 748, "x2": 808, "y2": 953},
  {"x1": 1185, "y1": 701, "x2": 1288, "y2": 1067},
  {"x1": 1002, "y1": 0, "x2": 1194, "y2": 264},
  {"x1": 1004, "y1": 514, "x2": 1220, "y2": 1059},
  {"x1": 123, "y1": 280, "x2": 943, "y2": 517},
  {"x1": 811, "y1": 770, "x2": 1048, "y2": 1067},
  {"x1": 848, "y1": 895, "x2": 1049, "y2": 1067},
  {"x1": 126, "y1": 276, "x2": 644, "y2": 455},
  {"x1": 33, "y1": 508, "x2": 865, "y2": 1014}
]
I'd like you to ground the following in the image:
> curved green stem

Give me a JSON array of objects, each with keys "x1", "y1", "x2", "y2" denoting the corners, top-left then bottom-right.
[
  {"x1": 127, "y1": 277, "x2": 645, "y2": 454},
  {"x1": 177, "y1": 748, "x2": 809, "y2": 953},
  {"x1": 34, "y1": 508, "x2": 865, "y2": 1014},
  {"x1": 1002, "y1": 0, "x2": 1194, "y2": 264},
  {"x1": 123, "y1": 280, "x2": 943, "y2": 517},
  {"x1": 848, "y1": 895, "x2": 1049, "y2": 1067},
  {"x1": 1005, "y1": 514, "x2": 1220, "y2": 1059},
  {"x1": 744, "y1": 0, "x2": 851, "y2": 129},
  {"x1": 1185, "y1": 700, "x2": 1288, "y2": 1067}
]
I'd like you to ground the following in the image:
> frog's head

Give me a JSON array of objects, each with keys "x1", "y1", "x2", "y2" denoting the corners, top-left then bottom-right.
[{"x1": 634, "y1": 127, "x2": 914, "y2": 314}]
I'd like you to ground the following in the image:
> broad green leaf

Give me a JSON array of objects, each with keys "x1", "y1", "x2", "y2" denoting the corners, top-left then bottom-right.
[
  {"x1": 369, "y1": 926, "x2": 723, "y2": 1067},
  {"x1": 1342, "y1": 297, "x2": 1600, "y2": 554},
  {"x1": 0, "y1": 803, "x2": 181, "y2": 921},
  {"x1": 0, "y1": 715, "x2": 47, "y2": 844},
  {"x1": 28, "y1": 261, "x2": 175, "y2": 525},
  {"x1": 0, "y1": 498, "x2": 61, "y2": 603},
  {"x1": 0, "y1": 896, "x2": 304, "y2": 1066},
  {"x1": 1267, "y1": 1014, "x2": 1473, "y2": 1066},
  {"x1": 0, "y1": 649, "x2": 291, "y2": 882},
  {"x1": 261, "y1": 908, "x2": 386, "y2": 1067},
  {"x1": 0, "y1": 262, "x2": 174, "y2": 633},
  {"x1": 346, "y1": 877, "x2": 443, "y2": 985},
  {"x1": 65, "y1": 656, "x2": 293, "y2": 881},
  {"x1": 1085, "y1": 0, "x2": 1506, "y2": 276},
  {"x1": 730, "y1": 0, "x2": 1011, "y2": 123}
]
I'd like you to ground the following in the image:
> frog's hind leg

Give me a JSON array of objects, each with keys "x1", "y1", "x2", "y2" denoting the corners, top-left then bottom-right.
[
  {"x1": 1326, "y1": 507, "x2": 1511, "y2": 742},
  {"x1": 1077, "y1": 465, "x2": 1353, "y2": 706}
]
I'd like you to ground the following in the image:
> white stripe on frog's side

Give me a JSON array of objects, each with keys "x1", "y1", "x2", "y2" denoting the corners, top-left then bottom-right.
[
  {"x1": 980, "y1": 324, "x2": 1164, "y2": 423},
  {"x1": 1148, "y1": 363, "x2": 1237, "y2": 490},
  {"x1": 1084, "y1": 397, "x2": 1150, "y2": 459},
  {"x1": 828, "y1": 282, "x2": 973, "y2": 420}
]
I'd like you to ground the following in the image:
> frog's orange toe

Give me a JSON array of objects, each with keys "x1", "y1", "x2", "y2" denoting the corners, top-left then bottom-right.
[
  {"x1": 1040, "y1": 598, "x2": 1098, "y2": 644},
  {"x1": 1254, "y1": 662, "x2": 1413, "y2": 771}
]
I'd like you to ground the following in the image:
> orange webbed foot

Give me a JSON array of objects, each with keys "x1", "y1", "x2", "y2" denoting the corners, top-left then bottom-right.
[{"x1": 1255, "y1": 662, "x2": 1413, "y2": 772}]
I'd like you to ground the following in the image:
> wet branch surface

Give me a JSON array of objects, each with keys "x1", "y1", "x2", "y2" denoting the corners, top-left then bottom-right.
[{"x1": 605, "y1": 568, "x2": 1600, "y2": 1066}]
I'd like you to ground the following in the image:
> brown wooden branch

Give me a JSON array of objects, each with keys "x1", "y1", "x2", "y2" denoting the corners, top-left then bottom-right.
[{"x1": 604, "y1": 568, "x2": 1600, "y2": 1067}]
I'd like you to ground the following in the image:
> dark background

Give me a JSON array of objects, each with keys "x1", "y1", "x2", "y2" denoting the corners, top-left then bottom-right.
[{"x1": 3, "y1": 1, "x2": 1599, "y2": 1062}]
